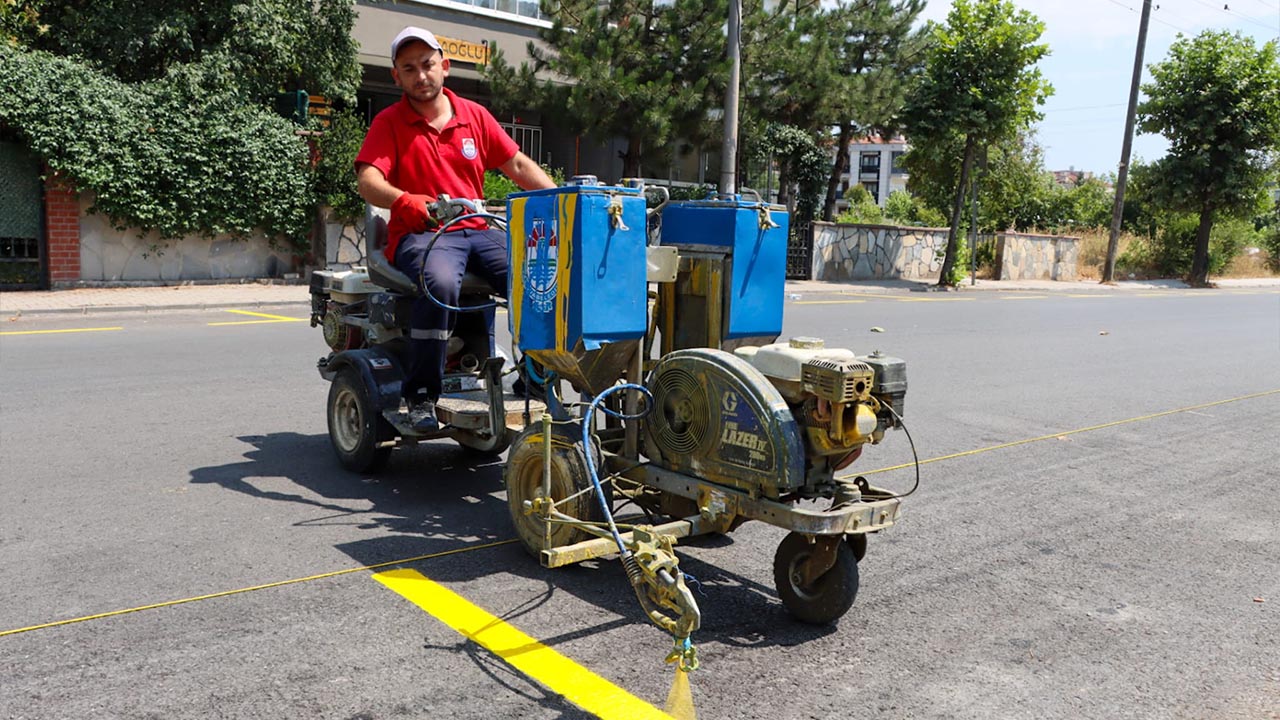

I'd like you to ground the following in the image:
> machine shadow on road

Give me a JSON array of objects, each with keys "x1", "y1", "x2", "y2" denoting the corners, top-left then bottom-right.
[{"x1": 188, "y1": 431, "x2": 840, "y2": 682}]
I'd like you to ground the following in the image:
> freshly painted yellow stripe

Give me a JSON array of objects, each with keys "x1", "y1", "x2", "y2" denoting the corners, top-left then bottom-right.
[
  {"x1": 842, "y1": 388, "x2": 1280, "y2": 479},
  {"x1": 223, "y1": 309, "x2": 306, "y2": 321},
  {"x1": 0, "y1": 539, "x2": 517, "y2": 638},
  {"x1": 0, "y1": 326, "x2": 123, "y2": 336},
  {"x1": 793, "y1": 299, "x2": 867, "y2": 305},
  {"x1": 374, "y1": 568, "x2": 673, "y2": 720}
]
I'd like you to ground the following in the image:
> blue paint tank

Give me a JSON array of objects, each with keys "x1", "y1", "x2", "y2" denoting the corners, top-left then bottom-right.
[
  {"x1": 507, "y1": 183, "x2": 648, "y2": 395},
  {"x1": 660, "y1": 199, "x2": 789, "y2": 340}
]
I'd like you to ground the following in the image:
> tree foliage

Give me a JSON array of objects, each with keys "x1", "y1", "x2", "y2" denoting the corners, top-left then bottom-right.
[
  {"x1": 0, "y1": 0, "x2": 360, "y2": 246},
  {"x1": 819, "y1": 0, "x2": 928, "y2": 221},
  {"x1": 1137, "y1": 30, "x2": 1280, "y2": 285},
  {"x1": 484, "y1": 0, "x2": 727, "y2": 179},
  {"x1": 8, "y1": 0, "x2": 359, "y2": 101},
  {"x1": 900, "y1": 0, "x2": 1051, "y2": 285},
  {"x1": 745, "y1": 123, "x2": 829, "y2": 227}
]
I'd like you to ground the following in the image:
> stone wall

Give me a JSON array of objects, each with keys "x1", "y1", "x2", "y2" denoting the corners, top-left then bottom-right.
[
  {"x1": 77, "y1": 194, "x2": 301, "y2": 282},
  {"x1": 994, "y1": 231, "x2": 1080, "y2": 281},
  {"x1": 323, "y1": 213, "x2": 368, "y2": 270},
  {"x1": 811, "y1": 221, "x2": 949, "y2": 281}
]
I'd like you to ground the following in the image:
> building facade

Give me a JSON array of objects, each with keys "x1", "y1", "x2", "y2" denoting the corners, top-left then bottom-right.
[
  {"x1": 351, "y1": 0, "x2": 631, "y2": 182},
  {"x1": 834, "y1": 136, "x2": 908, "y2": 211}
]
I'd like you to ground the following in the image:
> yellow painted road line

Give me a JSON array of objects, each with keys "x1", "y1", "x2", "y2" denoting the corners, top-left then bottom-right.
[
  {"x1": 841, "y1": 388, "x2": 1280, "y2": 479},
  {"x1": 208, "y1": 319, "x2": 304, "y2": 326},
  {"x1": 793, "y1": 299, "x2": 868, "y2": 305},
  {"x1": 837, "y1": 291, "x2": 905, "y2": 301},
  {"x1": 374, "y1": 568, "x2": 673, "y2": 720},
  {"x1": 1066, "y1": 293, "x2": 1114, "y2": 298},
  {"x1": 0, "y1": 539, "x2": 517, "y2": 638},
  {"x1": 998, "y1": 296, "x2": 1048, "y2": 300},
  {"x1": 224, "y1": 309, "x2": 307, "y2": 321},
  {"x1": 898, "y1": 297, "x2": 976, "y2": 302},
  {"x1": 208, "y1": 309, "x2": 307, "y2": 326},
  {"x1": 0, "y1": 326, "x2": 123, "y2": 336}
]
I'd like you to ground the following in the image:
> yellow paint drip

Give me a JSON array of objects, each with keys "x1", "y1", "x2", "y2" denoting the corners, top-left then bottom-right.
[{"x1": 664, "y1": 669, "x2": 697, "y2": 720}]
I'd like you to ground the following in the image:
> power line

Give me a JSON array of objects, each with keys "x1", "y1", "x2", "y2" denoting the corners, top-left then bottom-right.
[
  {"x1": 1186, "y1": 0, "x2": 1280, "y2": 33},
  {"x1": 1102, "y1": 0, "x2": 1192, "y2": 32},
  {"x1": 1042, "y1": 103, "x2": 1129, "y2": 113},
  {"x1": 1237, "y1": 0, "x2": 1280, "y2": 12}
]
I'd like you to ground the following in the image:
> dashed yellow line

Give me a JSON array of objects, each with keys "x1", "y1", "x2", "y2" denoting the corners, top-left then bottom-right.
[
  {"x1": 793, "y1": 299, "x2": 867, "y2": 305},
  {"x1": 998, "y1": 295, "x2": 1048, "y2": 300},
  {"x1": 842, "y1": 388, "x2": 1280, "y2": 479},
  {"x1": 375, "y1": 569, "x2": 673, "y2": 720},
  {"x1": 0, "y1": 326, "x2": 123, "y2": 336}
]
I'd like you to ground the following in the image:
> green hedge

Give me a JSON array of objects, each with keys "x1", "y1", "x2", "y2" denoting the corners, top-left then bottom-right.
[{"x1": 0, "y1": 45, "x2": 314, "y2": 247}]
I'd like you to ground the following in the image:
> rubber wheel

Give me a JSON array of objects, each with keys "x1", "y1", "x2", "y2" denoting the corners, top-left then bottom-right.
[
  {"x1": 847, "y1": 533, "x2": 868, "y2": 562},
  {"x1": 773, "y1": 531, "x2": 860, "y2": 625},
  {"x1": 327, "y1": 367, "x2": 393, "y2": 473},
  {"x1": 504, "y1": 425, "x2": 604, "y2": 559}
]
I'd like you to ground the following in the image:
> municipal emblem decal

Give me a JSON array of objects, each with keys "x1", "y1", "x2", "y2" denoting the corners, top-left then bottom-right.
[
  {"x1": 461, "y1": 137, "x2": 478, "y2": 160},
  {"x1": 523, "y1": 218, "x2": 559, "y2": 314}
]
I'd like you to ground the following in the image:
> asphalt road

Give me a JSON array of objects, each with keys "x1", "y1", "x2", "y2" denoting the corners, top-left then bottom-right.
[{"x1": 1, "y1": 288, "x2": 1278, "y2": 720}]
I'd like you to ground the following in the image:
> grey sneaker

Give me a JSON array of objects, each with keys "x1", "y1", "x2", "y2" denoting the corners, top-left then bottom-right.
[{"x1": 407, "y1": 400, "x2": 439, "y2": 433}]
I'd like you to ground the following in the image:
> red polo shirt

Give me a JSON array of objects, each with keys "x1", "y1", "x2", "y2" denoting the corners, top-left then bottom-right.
[{"x1": 355, "y1": 88, "x2": 519, "y2": 261}]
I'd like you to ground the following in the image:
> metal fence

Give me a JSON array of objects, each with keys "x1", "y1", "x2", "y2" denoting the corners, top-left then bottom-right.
[{"x1": 786, "y1": 220, "x2": 813, "y2": 280}]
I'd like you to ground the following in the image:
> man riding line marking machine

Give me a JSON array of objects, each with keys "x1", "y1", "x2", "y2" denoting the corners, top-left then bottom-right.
[
  {"x1": 310, "y1": 20, "x2": 918, "y2": 671},
  {"x1": 354, "y1": 26, "x2": 555, "y2": 433}
]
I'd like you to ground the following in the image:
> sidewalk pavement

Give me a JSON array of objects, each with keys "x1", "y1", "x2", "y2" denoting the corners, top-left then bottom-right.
[{"x1": 3, "y1": 276, "x2": 1279, "y2": 316}]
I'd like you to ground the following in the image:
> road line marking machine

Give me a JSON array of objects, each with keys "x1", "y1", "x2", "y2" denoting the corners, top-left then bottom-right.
[{"x1": 308, "y1": 181, "x2": 914, "y2": 669}]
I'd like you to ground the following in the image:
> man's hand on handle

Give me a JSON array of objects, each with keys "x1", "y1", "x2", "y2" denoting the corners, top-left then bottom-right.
[{"x1": 390, "y1": 192, "x2": 437, "y2": 234}]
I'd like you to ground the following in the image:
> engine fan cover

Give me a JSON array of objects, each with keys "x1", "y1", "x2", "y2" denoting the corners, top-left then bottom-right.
[{"x1": 643, "y1": 348, "x2": 806, "y2": 499}]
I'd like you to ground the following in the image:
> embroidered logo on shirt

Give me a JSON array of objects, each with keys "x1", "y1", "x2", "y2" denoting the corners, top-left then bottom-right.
[{"x1": 461, "y1": 138, "x2": 478, "y2": 160}]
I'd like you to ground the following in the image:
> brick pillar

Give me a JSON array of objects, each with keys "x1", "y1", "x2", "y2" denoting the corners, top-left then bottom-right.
[{"x1": 44, "y1": 172, "x2": 81, "y2": 285}]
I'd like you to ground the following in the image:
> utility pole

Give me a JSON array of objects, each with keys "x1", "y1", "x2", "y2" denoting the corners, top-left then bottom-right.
[
  {"x1": 1102, "y1": 0, "x2": 1152, "y2": 284},
  {"x1": 719, "y1": 0, "x2": 742, "y2": 198}
]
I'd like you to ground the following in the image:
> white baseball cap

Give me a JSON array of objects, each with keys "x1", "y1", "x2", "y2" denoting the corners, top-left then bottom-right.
[{"x1": 391, "y1": 26, "x2": 443, "y2": 61}]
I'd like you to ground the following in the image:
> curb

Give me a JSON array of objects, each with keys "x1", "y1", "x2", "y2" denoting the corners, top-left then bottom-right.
[{"x1": 3, "y1": 300, "x2": 311, "y2": 317}]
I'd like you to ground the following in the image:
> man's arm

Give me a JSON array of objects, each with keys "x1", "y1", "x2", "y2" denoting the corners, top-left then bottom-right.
[
  {"x1": 499, "y1": 152, "x2": 556, "y2": 191},
  {"x1": 355, "y1": 163, "x2": 405, "y2": 208}
]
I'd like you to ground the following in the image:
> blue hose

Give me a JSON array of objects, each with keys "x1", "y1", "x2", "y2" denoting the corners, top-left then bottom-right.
[
  {"x1": 417, "y1": 212, "x2": 510, "y2": 314},
  {"x1": 580, "y1": 383, "x2": 654, "y2": 554}
]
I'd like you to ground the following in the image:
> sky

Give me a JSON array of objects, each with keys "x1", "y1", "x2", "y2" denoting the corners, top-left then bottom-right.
[{"x1": 917, "y1": 0, "x2": 1280, "y2": 175}]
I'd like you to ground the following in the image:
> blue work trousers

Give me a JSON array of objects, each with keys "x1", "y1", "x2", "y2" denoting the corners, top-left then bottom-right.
[{"x1": 394, "y1": 228, "x2": 508, "y2": 401}]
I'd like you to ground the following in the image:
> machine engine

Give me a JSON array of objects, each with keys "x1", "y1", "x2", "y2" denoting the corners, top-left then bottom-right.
[
  {"x1": 641, "y1": 339, "x2": 906, "y2": 500},
  {"x1": 737, "y1": 337, "x2": 907, "y2": 471}
]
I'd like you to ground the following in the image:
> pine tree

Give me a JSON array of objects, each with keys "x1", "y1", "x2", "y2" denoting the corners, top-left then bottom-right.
[{"x1": 484, "y1": 0, "x2": 728, "y2": 179}]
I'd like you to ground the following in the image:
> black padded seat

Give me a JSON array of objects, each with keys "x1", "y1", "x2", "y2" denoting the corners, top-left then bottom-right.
[{"x1": 364, "y1": 205, "x2": 497, "y2": 297}]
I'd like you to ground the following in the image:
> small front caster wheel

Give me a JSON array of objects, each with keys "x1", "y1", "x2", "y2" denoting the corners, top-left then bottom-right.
[
  {"x1": 773, "y1": 531, "x2": 860, "y2": 624},
  {"x1": 327, "y1": 367, "x2": 393, "y2": 473},
  {"x1": 847, "y1": 532, "x2": 868, "y2": 562}
]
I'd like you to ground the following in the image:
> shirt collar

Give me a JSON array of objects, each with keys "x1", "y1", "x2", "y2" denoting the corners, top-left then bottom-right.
[{"x1": 397, "y1": 88, "x2": 471, "y2": 132}]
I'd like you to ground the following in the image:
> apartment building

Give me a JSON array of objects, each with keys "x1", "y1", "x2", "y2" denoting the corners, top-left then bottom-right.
[{"x1": 834, "y1": 135, "x2": 908, "y2": 210}]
